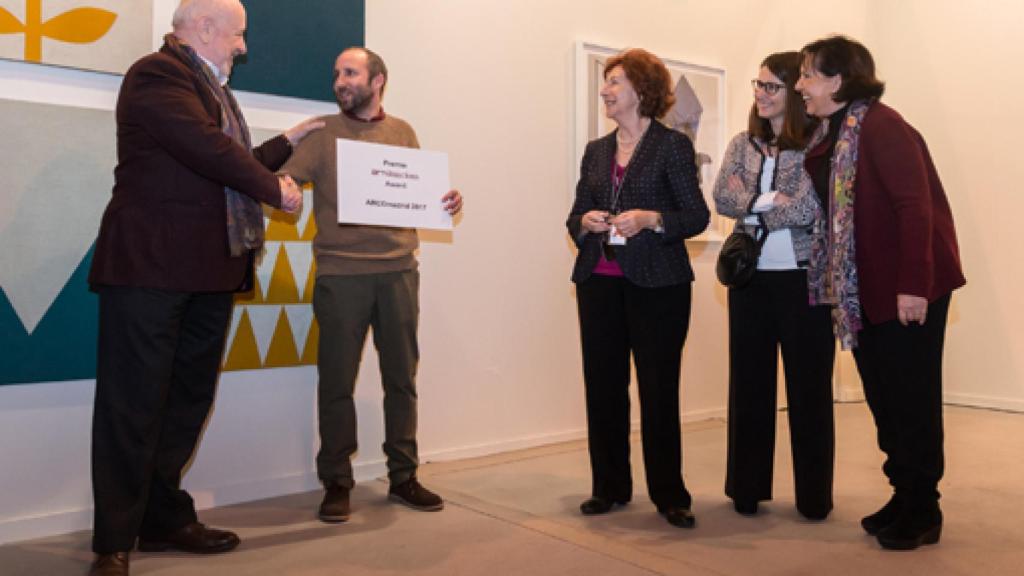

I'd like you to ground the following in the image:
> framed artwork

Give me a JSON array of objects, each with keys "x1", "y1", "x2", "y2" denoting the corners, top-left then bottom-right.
[{"x1": 574, "y1": 41, "x2": 729, "y2": 239}]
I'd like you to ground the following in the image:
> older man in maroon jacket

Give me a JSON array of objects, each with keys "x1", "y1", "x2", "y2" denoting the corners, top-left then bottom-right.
[{"x1": 86, "y1": 1, "x2": 320, "y2": 574}]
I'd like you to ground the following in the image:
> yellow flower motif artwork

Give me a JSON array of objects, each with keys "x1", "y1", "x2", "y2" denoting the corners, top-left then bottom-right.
[{"x1": 0, "y1": 0, "x2": 116, "y2": 62}]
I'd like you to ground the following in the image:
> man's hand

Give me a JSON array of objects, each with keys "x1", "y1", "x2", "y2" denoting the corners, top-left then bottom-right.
[
  {"x1": 284, "y1": 117, "x2": 326, "y2": 147},
  {"x1": 278, "y1": 175, "x2": 303, "y2": 214},
  {"x1": 442, "y1": 189, "x2": 463, "y2": 216}
]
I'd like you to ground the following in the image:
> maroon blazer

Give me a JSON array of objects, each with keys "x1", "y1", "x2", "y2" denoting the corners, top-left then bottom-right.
[
  {"x1": 89, "y1": 41, "x2": 290, "y2": 293},
  {"x1": 806, "y1": 102, "x2": 965, "y2": 324}
]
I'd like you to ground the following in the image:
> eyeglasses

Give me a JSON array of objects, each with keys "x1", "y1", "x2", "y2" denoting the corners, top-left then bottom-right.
[{"x1": 751, "y1": 79, "x2": 786, "y2": 95}]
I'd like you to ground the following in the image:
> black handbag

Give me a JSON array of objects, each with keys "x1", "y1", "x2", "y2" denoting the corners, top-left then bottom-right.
[{"x1": 716, "y1": 219, "x2": 768, "y2": 288}]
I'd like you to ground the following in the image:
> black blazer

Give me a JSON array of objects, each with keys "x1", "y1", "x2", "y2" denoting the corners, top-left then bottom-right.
[
  {"x1": 567, "y1": 121, "x2": 709, "y2": 287},
  {"x1": 89, "y1": 41, "x2": 291, "y2": 293}
]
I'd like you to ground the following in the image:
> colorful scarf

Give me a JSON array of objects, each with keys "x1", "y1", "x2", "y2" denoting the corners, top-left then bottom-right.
[
  {"x1": 164, "y1": 34, "x2": 264, "y2": 257},
  {"x1": 807, "y1": 99, "x2": 874, "y2": 350}
]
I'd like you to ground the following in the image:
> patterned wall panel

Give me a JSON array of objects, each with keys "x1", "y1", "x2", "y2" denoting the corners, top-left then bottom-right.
[
  {"x1": 222, "y1": 125, "x2": 318, "y2": 373},
  {"x1": 224, "y1": 199, "x2": 319, "y2": 371},
  {"x1": 1, "y1": 0, "x2": 365, "y2": 100},
  {"x1": 0, "y1": 117, "x2": 319, "y2": 385},
  {"x1": 0, "y1": 0, "x2": 152, "y2": 74},
  {"x1": 0, "y1": 99, "x2": 114, "y2": 385},
  {"x1": 0, "y1": 1, "x2": 363, "y2": 384}
]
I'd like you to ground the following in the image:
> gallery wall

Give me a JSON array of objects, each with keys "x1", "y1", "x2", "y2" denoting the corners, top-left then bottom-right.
[
  {"x1": 2, "y1": 0, "x2": 1017, "y2": 545},
  {"x1": 861, "y1": 0, "x2": 1023, "y2": 411}
]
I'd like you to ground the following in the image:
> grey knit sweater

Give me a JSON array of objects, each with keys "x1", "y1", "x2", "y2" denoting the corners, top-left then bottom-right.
[
  {"x1": 281, "y1": 112, "x2": 421, "y2": 276},
  {"x1": 712, "y1": 132, "x2": 821, "y2": 265}
]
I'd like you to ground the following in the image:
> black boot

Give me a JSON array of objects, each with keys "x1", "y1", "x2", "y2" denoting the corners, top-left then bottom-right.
[
  {"x1": 861, "y1": 494, "x2": 902, "y2": 535},
  {"x1": 876, "y1": 504, "x2": 942, "y2": 550}
]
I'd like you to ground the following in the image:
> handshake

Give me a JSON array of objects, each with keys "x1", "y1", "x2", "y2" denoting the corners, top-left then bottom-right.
[{"x1": 278, "y1": 175, "x2": 303, "y2": 214}]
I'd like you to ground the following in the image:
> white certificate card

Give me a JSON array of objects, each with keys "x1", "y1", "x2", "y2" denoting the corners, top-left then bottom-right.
[{"x1": 336, "y1": 138, "x2": 452, "y2": 230}]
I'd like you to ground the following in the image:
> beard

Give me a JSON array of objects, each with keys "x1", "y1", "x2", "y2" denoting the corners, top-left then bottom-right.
[{"x1": 335, "y1": 82, "x2": 374, "y2": 114}]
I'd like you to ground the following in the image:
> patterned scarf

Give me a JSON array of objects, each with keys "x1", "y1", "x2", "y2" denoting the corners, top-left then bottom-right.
[
  {"x1": 164, "y1": 34, "x2": 264, "y2": 257},
  {"x1": 807, "y1": 99, "x2": 874, "y2": 350}
]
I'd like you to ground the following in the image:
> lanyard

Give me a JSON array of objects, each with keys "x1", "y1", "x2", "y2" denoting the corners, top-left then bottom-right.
[
  {"x1": 609, "y1": 124, "x2": 649, "y2": 213},
  {"x1": 610, "y1": 162, "x2": 627, "y2": 214}
]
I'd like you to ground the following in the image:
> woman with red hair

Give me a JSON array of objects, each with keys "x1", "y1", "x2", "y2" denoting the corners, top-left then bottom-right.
[{"x1": 567, "y1": 48, "x2": 709, "y2": 529}]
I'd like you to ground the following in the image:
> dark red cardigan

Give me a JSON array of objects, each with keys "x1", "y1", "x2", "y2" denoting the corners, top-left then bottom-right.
[{"x1": 805, "y1": 102, "x2": 965, "y2": 324}]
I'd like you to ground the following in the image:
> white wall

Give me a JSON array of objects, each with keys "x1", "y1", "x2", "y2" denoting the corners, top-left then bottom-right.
[
  {"x1": 8, "y1": 0, "x2": 1018, "y2": 545},
  {"x1": 862, "y1": 0, "x2": 1024, "y2": 411},
  {"x1": 369, "y1": 0, "x2": 869, "y2": 450}
]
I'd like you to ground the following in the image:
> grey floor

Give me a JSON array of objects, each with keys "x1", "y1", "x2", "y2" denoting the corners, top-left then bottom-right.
[{"x1": 3, "y1": 403, "x2": 1022, "y2": 575}]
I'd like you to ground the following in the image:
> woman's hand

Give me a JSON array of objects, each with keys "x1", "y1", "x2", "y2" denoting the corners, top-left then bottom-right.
[
  {"x1": 610, "y1": 210, "x2": 659, "y2": 238},
  {"x1": 727, "y1": 174, "x2": 747, "y2": 196},
  {"x1": 581, "y1": 210, "x2": 611, "y2": 233},
  {"x1": 773, "y1": 194, "x2": 792, "y2": 208},
  {"x1": 897, "y1": 294, "x2": 928, "y2": 326}
]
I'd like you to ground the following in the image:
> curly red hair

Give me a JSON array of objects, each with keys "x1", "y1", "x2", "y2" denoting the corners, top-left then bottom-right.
[{"x1": 604, "y1": 48, "x2": 675, "y2": 118}]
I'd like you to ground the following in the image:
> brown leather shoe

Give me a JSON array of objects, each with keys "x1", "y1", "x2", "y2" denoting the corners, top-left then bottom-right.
[
  {"x1": 137, "y1": 522, "x2": 239, "y2": 554},
  {"x1": 89, "y1": 552, "x2": 129, "y2": 576},
  {"x1": 318, "y1": 485, "x2": 351, "y2": 523},
  {"x1": 388, "y1": 477, "x2": 443, "y2": 511}
]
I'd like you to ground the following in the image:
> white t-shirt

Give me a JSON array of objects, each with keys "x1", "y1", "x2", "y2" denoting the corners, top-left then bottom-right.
[{"x1": 743, "y1": 155, "x2": 798, "y2": 270}]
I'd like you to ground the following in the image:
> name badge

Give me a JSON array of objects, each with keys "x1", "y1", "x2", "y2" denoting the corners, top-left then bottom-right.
[{"x1": 607, "y1": 224, "x2": 627, "y2": 245}]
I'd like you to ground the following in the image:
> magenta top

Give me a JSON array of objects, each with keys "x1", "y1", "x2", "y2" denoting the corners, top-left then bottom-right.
[{"x1": 592, "y1": 163, "x2": 626, "y2": 277}]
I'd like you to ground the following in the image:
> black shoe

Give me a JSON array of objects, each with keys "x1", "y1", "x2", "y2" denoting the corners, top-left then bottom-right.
[
  {"x1": 797, "y1": 504, "x2": 831, "y2": 521},
  {"x1": 89, "y1": 552, "x2": 129, "y2": 576},
  {"x1": 659, "y1": 506, "x2": 696, "y2": 529},
  {"x1": 861, "y1": 495, "x2": 902, "y2": 535},
  {"x1": 579, "y1": 497, "x2": 627, "y2": 515},
  {"x1": 733, "y1": 500, "x2": 758, "y2": 516},
  {"x1": 318, "y1": 485, "x2": 351, "y2": 523},
  {"x1": 389, "y1": 477, "x2": 444, "y2": 511},
  {"x1": 137, "y1": 523, "x2": 239, "y2": 554},
  {"x1": 876, "y1": 507, "x2": 942, "y2": 551}
]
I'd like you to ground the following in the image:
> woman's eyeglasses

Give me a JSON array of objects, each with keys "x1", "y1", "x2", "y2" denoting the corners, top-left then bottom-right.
[{"x1": 751, "y1": 79, "x2": 786, "y2": 95}]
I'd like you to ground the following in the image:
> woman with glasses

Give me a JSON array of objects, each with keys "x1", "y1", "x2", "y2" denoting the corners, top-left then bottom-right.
[
  {"x1": 567, "y1": 48, "x2": 709, "y2": 529},
  {"x1": 713, "y1": 51, "x2": 835, "y2": 520},
  {"x1": 797, "y1": 36, "x2": 964, "y2": 550}
]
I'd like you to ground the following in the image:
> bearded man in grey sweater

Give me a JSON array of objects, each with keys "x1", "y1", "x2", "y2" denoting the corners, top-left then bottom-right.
[{"x1": 280, "y1": 47, "x2": 462, "y2": 523}]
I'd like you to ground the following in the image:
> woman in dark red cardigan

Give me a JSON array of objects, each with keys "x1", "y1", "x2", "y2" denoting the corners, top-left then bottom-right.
[{"x1": 796, "y1": 36, "x2": 965, "y2": 551}]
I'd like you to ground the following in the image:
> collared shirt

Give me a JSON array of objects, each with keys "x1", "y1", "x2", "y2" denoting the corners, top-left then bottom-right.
[{"x1": 196, "y1": 53, "x2": 228, "y2": 86}]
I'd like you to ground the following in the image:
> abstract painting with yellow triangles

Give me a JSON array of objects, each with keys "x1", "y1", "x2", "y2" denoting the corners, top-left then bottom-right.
[{"x1": 223, "y1": 193, "x2": 320, "y2": 372}]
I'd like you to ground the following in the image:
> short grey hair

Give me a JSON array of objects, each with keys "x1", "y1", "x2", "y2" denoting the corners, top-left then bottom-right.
[{"x1": 172, "y1": 0, "x2": 238, "y2": 31}]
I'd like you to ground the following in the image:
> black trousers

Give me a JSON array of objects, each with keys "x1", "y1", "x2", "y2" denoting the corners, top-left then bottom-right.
[
  {"x1": 854, "y1": 294, "x2": 950, "y2": 508},
  {"x1": 724, "y1": 270, "x2": 835, "y2": 515},
  {"x1": 92, "y1": 286, "x2": 233, "y2": 554},
  {"x1": 575, "y1": 275, "x2": 692, "y2": 509}
]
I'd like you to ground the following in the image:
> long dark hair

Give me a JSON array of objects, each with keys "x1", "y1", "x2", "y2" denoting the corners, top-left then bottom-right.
[{"x1": 748, "y1": 51, "x2": 817, "y2": 150}]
